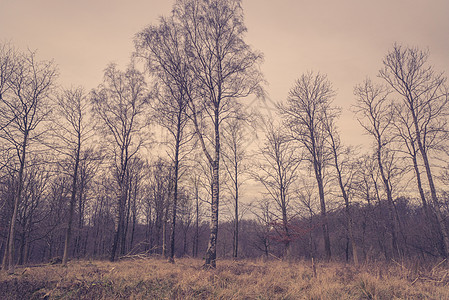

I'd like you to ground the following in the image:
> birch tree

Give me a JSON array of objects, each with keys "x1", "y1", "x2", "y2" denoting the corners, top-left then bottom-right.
[{"x1": 173, "y1": 0, "x2": 264, "y2": 267}]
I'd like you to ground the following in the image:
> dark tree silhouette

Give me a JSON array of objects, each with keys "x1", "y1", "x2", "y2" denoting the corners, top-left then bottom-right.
[
  {"x1": 0, "y1": 49, "x2": 57, "y2": 273},
  {"x1": 279, "y1": 72, "x2": 335, "y2": 261},
  {"x1": 91, "y1": 63, "x2": 149, "y2": 261},
  {"x1": 380, "y1": 44, "x2": 449, "y2": 257},
  {"x1": 253, "y1": 121, "x2": 301, "y2": 257}
]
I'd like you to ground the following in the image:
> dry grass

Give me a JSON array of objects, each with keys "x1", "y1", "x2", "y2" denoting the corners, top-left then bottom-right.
[{"x1": 1, "y1": 257, "x2": 448, "y2": 299}]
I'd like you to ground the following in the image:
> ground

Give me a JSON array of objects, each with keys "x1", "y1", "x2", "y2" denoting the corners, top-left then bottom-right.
[{"x1": 0, "y1": 257, "x2": 448, "y2": 299}]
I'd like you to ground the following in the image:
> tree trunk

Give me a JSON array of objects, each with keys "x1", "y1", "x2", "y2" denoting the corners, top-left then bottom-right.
[
  {"x1": 281, "y1": 203, "x2": 291, "y2": 258},
  {"x1": 205, "y1": 161, "x2": 219, "y2": 268},
  {"x1": 309, "y1": 212, "x2": 316, "y2": 259},
  {"x1": 405, "y1": 69, "x2": 449, "y2": 257},
  {"x1": 110, "y1": 187, "x2": 126, "y2": 261},
  {"x1": 147, "y1": 205, "x2": 153, "y2": 252},
  {"x1": 183, "y1": 227, "x2": 188, "y2": 256},
  {"x1": 341, "y1": 183, "x2": 358, "y2": 265},
  {"x1": 162, "y1": 220, "x2": 167, "y2": 257},
  {"x1": 2, "y1": 233, "x2": 9, "y2": 270},
  {"x1": 122, "y1": 182, "x2": 131, "y2": 255},
  {"x1": 18, "y1": 231, "x2": 25, "y2": 266},
  {"x1": 313, "y1": 156, "x2": 331, "y2": 261},
  {"x1": 77, "y1": 177, "x2": 86, "y2": 257},
  {"x1": 232, "y1": 181, "x2": 239, "y2": 258},
  {"x1": 194, "y1": 185, "x2": 199, "y2": 258},
  {"x1": 376, "y1": 145, "x2": 399, "y2": 258},
  {"x1": 410, "y1": 150, "x2": 429, "y2": 217},
  {"x1": 317, "y1": 175, "x2": 331, "y2": 261},
  {"x1": 7, "y1": 133, "x2": 27, "y2": 274},
  {"x1": 23, "y1": 238, "x2": 30, "y2": 266},
  {"x1": 416, "y1": 137, "x2": 449, "y2": 257},
  {"x1": 332, "y1": 150, "x2": 358, "y2": 265},
  {"x1": 347, "y1": 208, "x2": 358, "y2": 265},
  {"x1": 169, "y1": 118, "x2": 182, "y2": 263},
  {"x1": 129, "y1": 209, "x2": 136, "y2": 252},
  {"x1": 62, "y1": 142, "x2": 81, "y2": 266},
  {"x1": 204, "y1": 112, "x2": 220, "y2": 268},
  {"x1": 310, "y1": 127, "x2": 331, "y2": 261}
]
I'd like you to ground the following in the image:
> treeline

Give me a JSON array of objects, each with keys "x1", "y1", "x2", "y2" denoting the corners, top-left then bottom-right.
[{"x1": 1, "y1": 0, "x2": 449, "y2": 273}]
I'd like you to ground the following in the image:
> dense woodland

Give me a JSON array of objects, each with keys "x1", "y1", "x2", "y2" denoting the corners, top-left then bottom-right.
[{"x1": 1, "y1": 0, "x2": 449, "y2": 273}]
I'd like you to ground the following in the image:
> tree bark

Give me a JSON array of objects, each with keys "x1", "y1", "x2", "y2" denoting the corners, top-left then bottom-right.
[
  {"x1": 233, "y1": 182, "x2": 239, "y2": 258},
  {"x1": 194, "y1": 183, "x2": 199, "y2": 258},
  {"x1": 415, "y1": 132, "x2": 449, "y2": 257},
  {"x1": 205, "y1": 159, "x2": 219, "y2": 268},
  {"x1": 62, "y1": 140, "x2": 81, "y2": 266},
  {"x1": 2, "y1": 231, "x2": 9, "y2": 270},
  {"x1": 205, "y1": 112, "x2": 220, "y2": 268},
  {"x1": 311, "y1": 131, "x2": 331, "y2": 261},
  {"x1": 7, "y1": 132, "x2": 27, "y2": 274},
  {"x1": 316, "y1": 173, "x2": 331, "y2": 261},
  {"x1": 331, "y1": 148, "x2": 358, "y2": 265},
  {"x1": 110, "y1": 187, "x2": 126, "y2": 261},
  {"x1": 169, "y1": 120, "x2": 181, "y2": 263},
  {"x1": 376, "y1": 144, "x2": 399, "y2": 258}
]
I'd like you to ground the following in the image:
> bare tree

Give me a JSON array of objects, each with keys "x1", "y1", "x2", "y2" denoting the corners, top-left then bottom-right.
[
  {"x1": 379, "y1": 44, "x2": 449, "y2": 257},
  {"x1": 0, "y1": 43, "x2": 17, "y2": 252},
  {"x1": 90, "y1": 63, "x2": 149, "y2": 261},
  {"x1": 279, "y1": 72, "x2": 335, "y2": 261},
  {"x1": 16, "y1": 160, "x2": 51, "y2": 265},
  {"x1": 221, "y1": 111, "x2": 253, "y2": 258},
  {"x1": 391, "y1": 102, "x2": 430, "y2": 216},
  {"x1": 52, "y1": 87, "x2": 94, "y2": 265},
  {"x1": 147, "y1": 158, "x2": 173, "y2": 255},
  {"x1": 124, "y1": 156, "x2": 146, "y2": 253},
  {"x1": 192, "y1": 174, "x2": 201, "y2": 258},
  {"x1": 296, "y1": 177, "x2": 318, "y2": 259},
  {"x1": 250, "y1": 198, "x2": 273, "y2": 258},
  {"x1": 71, "y1": 148, "x2": 101, "y2": 258},
  {"x1": 0, "y1": 49, "x2": 57, "y2": 273},
  {"x1": 353, "y1": 154, "x2": 378, "y2": 260},
  {"x1": 324, "y1": 115, "x2": 359, "y2": 264},
  {"x1": 136, "y1": 16, "x2": 193, "y2": 263},
  {"x1": 252, "y1": 121, "x2": 301, "y2": 257},
  {"x1": 0, "y1": 43, "x2": 17, "y2": 130},
  {"x1": 186, "y1": 162, "x2": 206, "y2": 258},
  {"x1": 353, "y1": 79, "x2": 400, "y2": 259},
  {"x1": 173, "y1": 0, "x2": 264, "y2": 267},
  {"x1": 177, "y1": 187, "x2": 194, "y2": 256}
]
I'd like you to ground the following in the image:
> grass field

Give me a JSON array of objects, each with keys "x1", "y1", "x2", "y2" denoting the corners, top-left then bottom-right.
[{"x1": 1, "y1": 257, "x2": 448, "y2": 299}]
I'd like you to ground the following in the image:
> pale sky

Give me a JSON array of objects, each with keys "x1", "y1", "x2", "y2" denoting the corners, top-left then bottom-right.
[{"x1": 1, "y1": 0, "x2": 449, "y2": 147}]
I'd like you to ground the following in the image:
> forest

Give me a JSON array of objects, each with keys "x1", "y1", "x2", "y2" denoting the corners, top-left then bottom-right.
[{"x1": 1, "y1": 0, "x2": 449, "y2": 276}]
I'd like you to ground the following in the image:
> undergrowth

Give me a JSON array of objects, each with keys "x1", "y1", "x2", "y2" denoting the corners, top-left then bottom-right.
[{"x1": 0, "y1": 257, "x2": 448, "y2": 299}]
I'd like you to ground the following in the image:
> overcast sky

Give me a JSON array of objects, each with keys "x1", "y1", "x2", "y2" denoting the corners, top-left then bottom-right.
[{"x1": 1, "y1": 0, "x2": 449, "y2": 146}]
